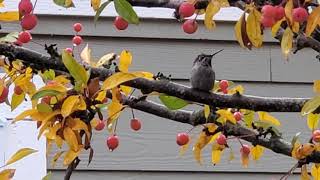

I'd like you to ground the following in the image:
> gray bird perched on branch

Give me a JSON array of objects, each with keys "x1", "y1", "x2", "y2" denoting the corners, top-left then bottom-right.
[{"x1": 190, "y1": 49, "x2": 223, "y2": 92}]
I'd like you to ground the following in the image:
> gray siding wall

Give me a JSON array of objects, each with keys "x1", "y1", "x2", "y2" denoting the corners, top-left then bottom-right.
[{"x1": 1, "y1": 15, "x2": 317, "y2": 178}]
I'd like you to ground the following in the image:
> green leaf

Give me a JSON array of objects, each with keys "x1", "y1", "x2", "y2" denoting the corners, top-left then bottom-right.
[
  {"x1": 42, "y1": 172, "x2": 52, "y2": 180},
  {"x1": 243, "y1": 110, "x2": 254, "y2": 128},
  {"x1": 94, "y1": 0, "x2": 111, "y2": 25},
  {"x1": 37, "y1": 103, "x2": 53, "y2": 113},
  {"x1": 0, "y1": 32, "x2": 18, "y2": 42},
  {"x1": 291, "y1": 132, "x2": 301, "y2": 146},
  {"x1": 159, "y1": 94, "x2": 188, "y2": 110},
  {"x1": 11, "y1": 92, "x2": 25, "y2": 111},
  {"x1": 53, "y1": 0, "x2": 75, "y2": 8},
  {"x1": 31, "y1": 90, "x2": 61, "y2": 100},
  {"x1": 62, "y1": 50, "x2": 89, "y2": 91},
  {"x1": 114, "y1": 0, "x2": 139, "y2": 24},
  {"x1": 301, "y1": 96, "x2": 320, "y2": 116},
  {"x1": 42, "y1": 69, "x2": 55, "y2": 81}
]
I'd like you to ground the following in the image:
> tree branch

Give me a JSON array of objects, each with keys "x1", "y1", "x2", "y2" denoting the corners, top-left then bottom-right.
[
  {"x1": 0, "y1": 43, "x2": 313, "y2": 113},
  {"x1": 122, "y1": 95, "x2": 320, "y2": 163}
]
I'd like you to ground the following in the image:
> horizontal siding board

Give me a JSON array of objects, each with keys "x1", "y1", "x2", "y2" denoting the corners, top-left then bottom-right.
[
  {"x1": 48, "y1": 82, "x2": 313, "y2": 173},
  {"x1": 0, "y1": 16, "x2": 276, "y2": 42},
  {"x1": 270, "y1": 45, "x2": 320, "y2": 83},
  {"x1": 50, "y1": 171, "x2": 302, "y2": 180},
  {"x1": 22, "y1": 35, "x2": 271, "y2": 81}
]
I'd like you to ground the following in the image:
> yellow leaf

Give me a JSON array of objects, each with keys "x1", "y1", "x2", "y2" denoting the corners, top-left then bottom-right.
[
  {"x1": 45, "y1": 122, "x2": 61, "y2": 140},
  {"x1": 272, "y1": 18, "x2": 285, "y2": 37},
  {"x1": 192, "y1": 131, "x2": 212, "y2": 164},
  {"x1": 67, "y1": 118, "x2": 90, "y2": 139},
  {"x1": 120, "y1": 85, "x2": 132, "y2": 95},
  {"x1": 0, "y1": 169, "x2": 15, "y2": 180},
  {"x1": 119, "y1": 50, "x2": 132, "y2": 73},
  {"x1": 61, "y1": 95, "x2": 79, "y2": 118},
  {"x1": 65, "y1": 0, "x2": 73, "y2": 7},
  {"x1": 209, "y1": 132, "x2": 221, "y2": 144},
  {"x1": 0, "y1": 2, "x2": 4, "y2": 7},
  {"x1": 302, "y1": 96, "x2": 320, "y2": 116},
  {"x1": 228, "y1": 85, "x2": 244, "y2": 95},
  {"x1": 90, "y1": 118, "x2": 100, "y2": 128},
  {"x1": 204, "y1": 105, "x2": 210, "y2": 119},
  {"x1": 0, "y1": 11, "x2": 19, "y2": 22},
  {"x1": 285, "y1": 0, "x2": 293, "y2": 25},
  {"x1": 311, "y1": 163, "x2": 320, "y2": 180},
  {"x1": 301, "y1": 164, "x2": 311, "y2": 180},
  {"x1": 63, "y1": 127, "x2": 79, "y2": 151},
  {"x1": 91, "y1": 0, "x2": 101, "y2": 11},
  {"x1": 107, "y1": 88, "x2": 124, "y2": 127},
  {"x1": 95, "y1": 53, "x2": 117, "y2": 68},
  {"x1": 5, "y1": 148, "x2": 38, "y2": 166},
  {"x1": 217, "y1": 0, "x2": 229, "y2": 7},
  {"x1": 53, "y1": 75, "x2": 70, "y2": 85},
  {"x1": 204, "y1": 0, "x2": 220, "y2": 30},
  {"x1": 38, "y1": 84, "x2": 67, "y2": 93},
  {"x1": 63, "y1": 149, "x2": 81, "y2": 166},
  {"x1": 80, "y1": 44, "x2": 92, "y2": 64},
  {"x1": 292, "y1": 21, "x2": 300, "y2": 33},
  {"x1": 293, "y1": 143, "x2": 316, "y2": 159},
  {"x1": 314, "y1": 80, "x2": 320, "y2": 94},
  {"x1": 13, "y1": 109, "x2": 37, "y2": 122},
  {"x1": 234, "y1": 13, "x2": 246, "y2": 48},
  {"x1": 211, "y1": 143, "x2": 225, "y2": 164},
  {"x1": 307, "y1": 113, "x2": 320, "y2": 130},
  {"x1": 246, "y1": 8, "x2": 263, "y2": 48},
  {"x1": 77, "y1": 96, "x2": 86, "y2": 110},
  {"x1": 251, "y1": 145, "x2": 264, "y2": 160},
  {"x1": 51, "y1": 151, "x2": 65, "y2": 168},
  {"x1": 96, "y1": 90, "x2": 107, "y2": 102},
  {"x1": 11, "y1": 92, "x2": 25, "y2": 111},
  {"x1": 216, "y1": 109, "x2": 236, "y2": 124},
  {"x1": 241, "y1": 153, "x2": 250, "y2": 168},
  {"x1": 102, "y1": 71, "x2": 153, "y2": 90},
  {"x1": 306, "y1": 6, "x2": 320, "y2": 36},
  {"x1": 258, "y1": 112, "x2": 281, "y2": 126}
]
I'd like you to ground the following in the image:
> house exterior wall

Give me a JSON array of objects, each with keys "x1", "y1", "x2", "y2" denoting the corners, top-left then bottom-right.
[{"x1": 0, "y1": 13, "x2": 317, "y2": 179}]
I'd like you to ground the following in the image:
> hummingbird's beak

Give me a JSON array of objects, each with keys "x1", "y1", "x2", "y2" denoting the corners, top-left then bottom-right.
[{"x1": 211, "y1": 49, "x2": 224, "y2": 57}]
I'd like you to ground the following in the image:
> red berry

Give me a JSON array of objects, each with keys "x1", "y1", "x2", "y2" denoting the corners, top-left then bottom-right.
[
  {"x1": 312, "y1": 130, "x2": 320, "y2": 142},
  {"x1": 114, "y1": 16, "x2": 128, "y2": 30},
  {"x1": 20, "y1": 14, "x2": 38, "y2": 30},
  {"x1": 14, "y1": 85, "x2": 23, "y2": 95},
  {"x1": 73, "y1": 23, "x2": 82, "y2": 32},
  {"x1": 130, "y1": 118, "x2": 142, "y2": 131},
  {"x1": 18, "y1": 31, "x2": 32, "y2": 43},
  {"x1": 176, "y1": 133, "x2": 189, "y2": 146},
  {"x1": 233, "y1": 112, "x2": 242, "y2": 122},
  {"x1": 0, "y1": 86, "x2": 8, "y2": 103},
  {"x1": 65, "y1": 48, "x2": 73, "y2": 53},
  {"x1": 182, "y1": 19, "x2": 198, "y2": 34},
  {"x1": 107, "y1": 135, "x2": 119, "y2": 151},
  {"x1": 261, "y1": 16, "x2": 275, "y2": 28},
  {"x1": 41, "y1": 96, "x2": 51, "y2": 105},
  {"x1": 216, "y1": 134, "x2": 227, "y2": 145},
  {"x1": 293, "y1": 7, "x2": 308, "y2": 23},
  {"x1": 274, "y1": 6, "x2": 285, "y2": 21},
  {"x1": 261, "y1": 5, "x2": 276, "y2": 18},
  {"x1": 72, "y1": 36, "x2": 82, "y2": 46},
  {"x1": 219, "y1": 80, "x2": 229, "y2": 90},
  {"x1": 101, "y1": 98, "x2": 108, "y2": 103},
  {"x1": 18, "y1": 0, "x2": 33, "y2": 15},
  {"x1": 179, "y1": 2, "x2": 195, "y2": 18},
  {"x1": 240, "y1": 144, "x2": 251, "y2": 155},
  {"x1": 95, "y1": 120, "x2": 105, "y2": 131},
  {"x1": 222, "y1": 89, "x2": 228, "y2": 94}
]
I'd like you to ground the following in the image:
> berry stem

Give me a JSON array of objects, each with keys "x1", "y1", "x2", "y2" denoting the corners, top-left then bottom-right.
[{"x1": 32, "y1": 0, "x2": 38, "y2": 14}]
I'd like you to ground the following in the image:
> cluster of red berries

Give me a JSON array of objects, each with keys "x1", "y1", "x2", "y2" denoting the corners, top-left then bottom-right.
[
  {"x1": 179, "y1": 2, "x2": 198, "y2": 34},
  {"x1": 16, "y1": 0, "x2": 38, "y2": 45},
  {"x1": 95, "y1": 118, "x2": 142, "y2": 151},
  {"x1": 260, "y1": 4, "x2": 308, "y2": 28},
  {"x1": 64, "y1": 23, "x2": 84, "y2": 53}
]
